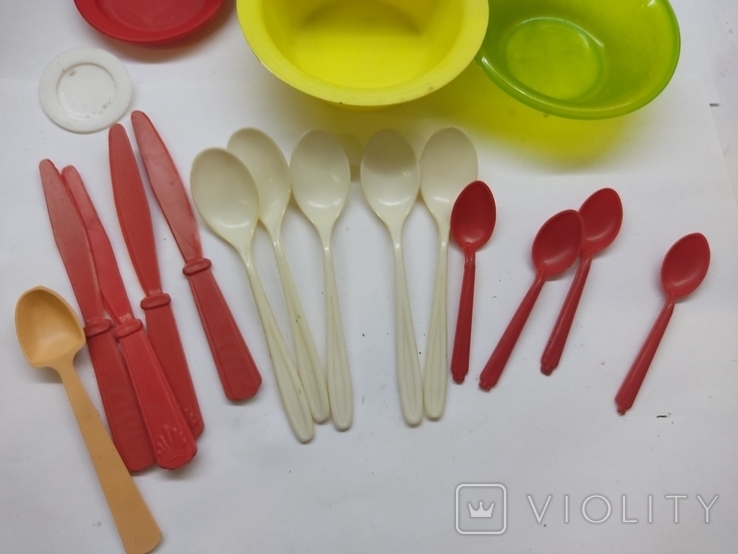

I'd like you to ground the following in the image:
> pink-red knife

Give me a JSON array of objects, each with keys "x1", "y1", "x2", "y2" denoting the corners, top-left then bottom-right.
[
  {"x1": 131, "y1": 110, "x2": 262, "y2": 401},
  {"x1": 109, "y1": 124, "x2": 204, "y2": 438},
  {"x1": 62, "y1": 165, "x2": 197, "y2": 470},
  {"x1": 39, "y1": 160, "x2": 155, "y2": 473}
]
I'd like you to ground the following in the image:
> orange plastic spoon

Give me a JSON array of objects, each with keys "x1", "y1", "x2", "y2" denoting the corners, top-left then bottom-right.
[{"x1": 15, "y1": 287, "x2": 161, "y2": 554}]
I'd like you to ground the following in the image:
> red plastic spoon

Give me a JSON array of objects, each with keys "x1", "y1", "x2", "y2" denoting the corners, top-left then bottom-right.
[
  {"x1": 615, "y1": 233, "x2": 710, "y2": 415},
  {"x1": 450, "y1": 181, "x2": 496, "y2": 384},
  {"x1": 541, "y1": 188, "x2": 623, "y2": 374},
  {"x1": 479, "y1": 210, "x2": 583, "y2": 390}
]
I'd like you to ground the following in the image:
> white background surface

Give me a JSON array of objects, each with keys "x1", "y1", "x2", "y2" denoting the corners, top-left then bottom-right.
[{"x1": 1, "y1": 1, "x2": 738, "y2": 553}]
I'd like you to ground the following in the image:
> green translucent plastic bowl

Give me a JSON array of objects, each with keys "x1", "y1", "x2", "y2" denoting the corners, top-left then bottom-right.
[{"x1": 476, "y1": 0, "x2": 680, "y2": 119}]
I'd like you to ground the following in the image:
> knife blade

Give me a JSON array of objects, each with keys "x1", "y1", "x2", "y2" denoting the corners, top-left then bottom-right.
[
  {"x1": 38, "y1": 159, "x2": 155, "y2": 472},
  {"x1": 109, "y1": 124, "x2": 204, "y2": 438},
  {"x1": 62, "y1": 164, "x2": 197, "y2": 470},
  {"x1": 131, "y1": 110, "x2": 262, "y2": 401}
]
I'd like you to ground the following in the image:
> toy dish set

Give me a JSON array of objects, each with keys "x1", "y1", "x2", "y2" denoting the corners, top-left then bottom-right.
[
  {"x1": 48, "y1": 0, "x2": 685, "y2": 469},
  {"x1": 22, "y1": 1, "x2": 700, "y2": 552},
  {"x1": 56, "y1": 0, "x2": 681, "y2": 120}
]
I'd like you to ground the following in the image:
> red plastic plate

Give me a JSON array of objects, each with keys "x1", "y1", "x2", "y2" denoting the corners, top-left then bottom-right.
[{"x1": 74, "y1": 0, "x2": 224, "y2": 44}]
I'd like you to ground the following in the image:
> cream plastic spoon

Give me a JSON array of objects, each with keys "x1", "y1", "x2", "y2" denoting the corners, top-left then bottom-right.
[
  {"x1": 15, "y1": 286, "x2": 160, "y2": 554},
  {"x1": 419, "y1": 128, "x2": 478, "y2": 419},
  {"x1": 190, "y1": 148, "x2": 314, "y2": 443},
  {"x1": 228, "y1": 129, "x2": 330, "y2": 423},
  {"x1": 290, "y1": 131, "x2": 353, "y2": 431},
  {"x1": 361, "y1": 129, "x2": 423, "y2": 426}
]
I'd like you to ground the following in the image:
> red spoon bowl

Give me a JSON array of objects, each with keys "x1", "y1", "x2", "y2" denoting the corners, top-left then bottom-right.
[
  {"x1": 451, "y1": 180, "x2": 497, "y2": 250},
  {"x1": 660, "y1": 233, "x2": 711, "y2": 298},
  {"x1": 579, "y1": 188, "x2": 623, "y2": 253},
  {"x1": 531, "y1": 210, "x2": 584, "y2": 274},
  {"x1": 74, "y1": 0, "x2": 224, "y2": 44}
]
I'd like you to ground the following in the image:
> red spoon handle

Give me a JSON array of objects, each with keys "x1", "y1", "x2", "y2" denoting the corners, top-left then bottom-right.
[
  {"x1": 116, "y1": 320, "x2": 197, "y2": 469},
  {"x1": 541, "y1": 253, "x2": 592, "y2": 374},
  {"x1": 615, "y1": 300, "x2": 674, "y2": 414},
  {"x1": 183, "y1": 259, "x2": 262, "y2": 401},
  {"x1": 451, "y1": 248, "x2": 477, "y2": 383},
  {"x1": 86, "y1": 325, "x2": 155, "y2": 472},
  {"x1": 142, "y1": 295, "x2": 204, "y2": 437},
  {"x1": 480, "y1": 275, "x2": 546, "y2": 390}
]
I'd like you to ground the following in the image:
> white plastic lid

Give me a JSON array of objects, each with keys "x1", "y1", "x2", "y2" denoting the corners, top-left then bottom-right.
[{"x1": 39, "y1": 48, "x2": 133, "y2": 133}]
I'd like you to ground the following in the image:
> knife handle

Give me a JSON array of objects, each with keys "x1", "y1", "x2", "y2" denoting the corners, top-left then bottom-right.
[
  {"x1": 114, "y1": 318, "x2": 197, "y2": 470},
  {"x1": 141, "y1": 292, "x2": 204, "y2": 438},
  {"x1": 84, "y1": 317, "x2": 155, "y2": 472},
  {"x1": 183, "y1": 257, "x2": 262, "y2": 401}
]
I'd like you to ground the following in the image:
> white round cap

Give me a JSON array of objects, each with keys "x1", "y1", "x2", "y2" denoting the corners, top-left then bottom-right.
[{"x1": 39, "y1": 48, "x2": 133, "y2": 133}]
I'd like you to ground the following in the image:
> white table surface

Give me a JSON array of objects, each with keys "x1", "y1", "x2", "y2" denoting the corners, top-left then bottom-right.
[
  {"x1": 1, "y1": 2, "x2": 738, "y2": 553},
  {"x1": 697, "y1": 0, "x2": 738, "y2": 196}
]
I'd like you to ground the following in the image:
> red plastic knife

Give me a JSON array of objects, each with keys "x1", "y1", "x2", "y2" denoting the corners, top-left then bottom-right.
[
  {"x1": 131, "y1": 110, "x2": 262, "y2": 401},
  {"x1": 109, "y1": 124, "x2": 204, "y2": 438},
  {"x1": 62, "y1": 165, "x2": 197, "y2": 470},
  {"x1": 38, "y1": 159, "x2": 155, "y2": 473}
]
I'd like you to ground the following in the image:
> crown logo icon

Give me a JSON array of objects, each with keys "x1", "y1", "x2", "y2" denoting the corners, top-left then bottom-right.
[{"x1": 468, "y1": 501, "x2": 494, "y2": 518}]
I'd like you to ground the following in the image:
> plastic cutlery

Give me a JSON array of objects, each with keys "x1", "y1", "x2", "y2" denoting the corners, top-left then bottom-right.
[
  {"x1": 131, "y1": 110, "x2": 262, "y2": 401},
  {"x1": 15, "y1": 286, "x2": 161, "y2": 554},
  {"x1": 191, "y1": 148, "x2": 314, "y2": 443},
  {"x1": 38, "y1": 159, "x2": 154, "y2": 472},
  {"x1": 63, "y1": 165, "x2": 197, "y2": 469},
  {"x1": 109, "y1": 123, "x2": 204, "y2": 437},
  {"x1": 228, "y1": 128, "x2": 330, "y2": 424},
  {"x1": 450, "y1": 180, "x2": 496, "y2": 385},
  {"x1": 541, "y1": 188, "x2": 623, "y2": 374},
  {"x1": 361, "y1": 129, "x2": 423, "y2": 426},
  {"x1": 479, "y1": 210, "x2": 583, "y2": 390},
  {"x1": 289, "y1": 130, "x2": 353, "y2": 431},
  {"x1": 419, "y1": 127, "x2": 478, "y2": 418},
  {"x1": 616, "y1": 233, "x2": 710, "y2": 414}
]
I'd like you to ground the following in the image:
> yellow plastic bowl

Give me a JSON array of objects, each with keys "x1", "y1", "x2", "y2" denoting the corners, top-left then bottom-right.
[
  {"x1": 237, "y1": 0, "x2": 489, "y2": 107},
  {"x1": 476, "y1": 0, "x2": 680, "y2": 119}
]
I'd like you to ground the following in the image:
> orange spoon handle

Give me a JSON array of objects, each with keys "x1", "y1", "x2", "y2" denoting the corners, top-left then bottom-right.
[
  {"x1": 59, "y1": 358, "x2": 161, "y2": 554},
  {"x1": 541, "y1": 253, "x2": 592, "y2": 374},
  {"x1": 450, "y1": 246, "x2": 477, "y2": 383},
  {"x1": 480, "y1": 274, "x2": 545, "y2": 390},
  {"x1": 616, "y1": 300, "x2": 674, "y2": 414}
]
